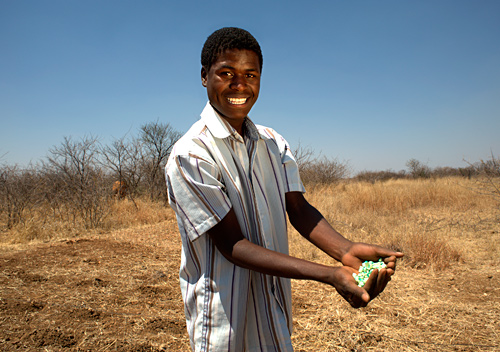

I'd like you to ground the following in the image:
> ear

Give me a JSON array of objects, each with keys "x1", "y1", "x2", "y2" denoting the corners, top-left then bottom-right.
[{"x1": 201, "y1": 67, "x2": 208, "y2": 87}]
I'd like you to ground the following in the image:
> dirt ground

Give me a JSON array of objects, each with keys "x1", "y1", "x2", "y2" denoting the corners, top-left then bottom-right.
[{"x1": 1, "y1": 220, "x2": 499, "y2": 351}]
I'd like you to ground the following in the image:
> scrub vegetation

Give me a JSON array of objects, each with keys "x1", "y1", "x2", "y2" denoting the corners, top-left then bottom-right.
[{"x1": 1, "y1": 134, "x2": 499, "y2": 350}]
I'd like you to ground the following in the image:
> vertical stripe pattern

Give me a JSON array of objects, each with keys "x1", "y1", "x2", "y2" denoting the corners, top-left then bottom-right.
[{"x1": 166, "y1": 102, "x2": 305, "y2": 351}]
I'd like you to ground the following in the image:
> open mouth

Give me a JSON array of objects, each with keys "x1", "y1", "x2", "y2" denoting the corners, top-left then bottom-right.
[{"x1": 227, "y1": 97, "x2": 248, "y2": 105}]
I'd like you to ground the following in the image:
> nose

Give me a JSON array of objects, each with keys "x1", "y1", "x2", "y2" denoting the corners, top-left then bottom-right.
[{"x1": 229, "y1": 74, "x2": 246, "y2": 91}]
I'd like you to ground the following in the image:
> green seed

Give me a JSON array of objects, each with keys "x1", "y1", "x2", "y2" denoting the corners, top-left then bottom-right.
[{"x1": 353, "y1": 259, "x2": 387, "y2": 287}]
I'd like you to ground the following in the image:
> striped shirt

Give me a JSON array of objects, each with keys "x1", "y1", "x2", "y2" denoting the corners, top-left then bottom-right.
[{"x1": 165, "y1": 102, "x2": 305, "y2": 352}]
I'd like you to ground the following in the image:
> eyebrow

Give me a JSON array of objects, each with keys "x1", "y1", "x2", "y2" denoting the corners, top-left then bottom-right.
[{"x1": 219, "y1": 65, "x2": 259, "y2": 72}]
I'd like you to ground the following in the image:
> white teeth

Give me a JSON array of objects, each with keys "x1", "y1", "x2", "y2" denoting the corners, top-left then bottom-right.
[{"x1": 227, "y1": 97, "x2": 247, "y2": 105}]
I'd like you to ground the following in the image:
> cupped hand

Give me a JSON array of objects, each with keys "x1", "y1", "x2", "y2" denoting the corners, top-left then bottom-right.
[
  {"x1": 330, "y1": 266, "x2": 371, "y2": 308},
  {"x1": 341, "y1": 242, "x2": 403, "y2": 274},
  {"x1": 340, "y1": 242, "x2": 404, "y2": 301}
]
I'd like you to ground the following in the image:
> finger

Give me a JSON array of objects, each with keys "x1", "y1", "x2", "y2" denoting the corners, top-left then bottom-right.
[
  {"x1": 361, "y1": 269, "x2": 378, "y2": 297},
  {"x1": 349, "y1": 278, "x2": 370, "y2": 307},
  {"x1": 374, "y1": 268, "x2": 391, "y2": 298},
  {"x1": 349, "y1": 290, "x2": 369, "y2": 308},
  {"x1": 383, "y1": 255, "x2": 396, "y2": 265},
  {"x1": 365, "y1": 269, "x2": 388, "y2": 300},
  {"x1": 337, "y1": 284, "x2": 369, "y2": 309},
  {"x1": 348, "y1": 279, "x2": 370, "y2": 308},
  {"x1": 383, "y1": 249, "x2": 404, "y2": 258},
  {"x1": 383, "y1": 256, "x2": 398, "y2": 275}
]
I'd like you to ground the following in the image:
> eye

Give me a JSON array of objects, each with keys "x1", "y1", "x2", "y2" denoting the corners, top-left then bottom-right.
[{"x1": 220, "y1": 71, "x2": 233, "y2": 78}]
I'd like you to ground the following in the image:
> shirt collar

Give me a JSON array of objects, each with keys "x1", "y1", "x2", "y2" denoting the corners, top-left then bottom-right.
[{"x1": 200, "y1": 102, "x2": 260, "y2": 142}]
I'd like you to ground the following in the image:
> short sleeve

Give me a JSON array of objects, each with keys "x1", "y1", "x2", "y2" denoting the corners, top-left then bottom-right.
[
  {"x1": 281, "y1": 139, "x2": 305, "y2": 193},
  {"x1": 166, "y1": 153, "x2": 232, "y2": 242},
  {"x1": 261, "y1": 127, "x2": 305, "y2": 194}
]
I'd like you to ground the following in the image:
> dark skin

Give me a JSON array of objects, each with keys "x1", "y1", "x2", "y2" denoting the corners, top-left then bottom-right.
[
  {"x1": 203, "y1": 49, "x2": 404, "y2": 308},
  {"x1": 201, "y1": 48, "x2": 260, "y2": 136}
]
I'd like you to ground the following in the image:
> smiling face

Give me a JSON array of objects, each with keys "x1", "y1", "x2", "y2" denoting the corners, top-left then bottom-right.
[{"x1": 201, "y1": 48, "x2": 261, "y2": 135}]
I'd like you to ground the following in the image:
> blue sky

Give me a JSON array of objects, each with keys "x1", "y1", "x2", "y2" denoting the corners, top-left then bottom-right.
[{"x1": 1, "y1": 0, "x2": 499, "y2": 173}]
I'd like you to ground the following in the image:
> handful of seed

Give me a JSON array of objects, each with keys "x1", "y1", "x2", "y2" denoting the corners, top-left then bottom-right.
[{"x1": 352, "y1": 259, "x2": 387, "y2": 287}]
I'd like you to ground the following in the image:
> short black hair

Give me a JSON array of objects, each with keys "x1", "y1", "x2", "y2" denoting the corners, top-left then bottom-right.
[{"x1": 201, "y1": 27, "x2": 263, "y2": 72}]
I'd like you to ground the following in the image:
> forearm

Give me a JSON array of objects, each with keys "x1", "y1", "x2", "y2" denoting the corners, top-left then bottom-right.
[
  {"x1": 207, "y1": 207, "x2": 336, "y2": 283},
  {"x1": 286, "y1": 192, "x2": 352, "y2": 261},
  {"x1": 303, "y1": 216, "x2": 353, "y2": 261},
  {"x1": 216, "y1": 235, "x2": 374, "y2": 308},
  {"x1": 228, "y1": 237, "x2": 335, "y2": 283}
]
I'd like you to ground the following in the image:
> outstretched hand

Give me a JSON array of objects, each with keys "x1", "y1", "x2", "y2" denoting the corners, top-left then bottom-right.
[{"x1": 338, "y1": 243, "x2": 404, "y2": 305}]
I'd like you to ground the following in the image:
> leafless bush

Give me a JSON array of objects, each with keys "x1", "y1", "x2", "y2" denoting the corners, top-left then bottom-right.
[
  {"x1": 354, "y1": 169, "x2": 407, "y2": 183},
  {"x1": 46, "y1": 135, "x2": 111, "y2": 228},
  {"x1": 292, "y1": 141, "x2": 316, "y2": 172},
  {"x1": 1, "y1": 120, "x2": 183, "y2": 241},
  {"x1": 139, "y1": 120, "x2": 182, "y2": 202},
  {"x1": 467, "y1": 152, "x2": 500, "y2": 206},
  {"x1": 457, "y1": 166, "x2": 476, "y2": 179},
  {"x1": 406, "y1": 158, "x2": 431, "y2": 179},
  {"x1": 39, "y1": 166, "x2": 70, "y2": 220},
  {"x1": 292, "y1": 142, "x2": 351, "y2": 185},
  {"x1": 430, "y1": 166, "x2": 460, "y2": 178},
  {"x1": 100, "y1": 135, "x2": 143, "y2": 203},
  {"x1": 0, "y1": 165, "x2": 44, "y2": 229},
  {"x1": 300, "y1": 156, "x2": 351, "y2": 185}
]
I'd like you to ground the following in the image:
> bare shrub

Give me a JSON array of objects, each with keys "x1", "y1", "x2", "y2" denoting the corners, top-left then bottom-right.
[
  {"x1": 406, "y1": 158, "x2": 431, "y2": 178},
  {"x1": 458, "y1": 166, "x2": 477, "y2": 179},
  {"x1": 292, "y1": 141, "x2": 316, "y2": 172},
  {"x1": 354, "y1": 169, "x2": 407, "y2": 183},
  {"x1": 46, "y1": 136, "x2": 111, "y2": 229},
  {"x1": 292, "y1": 143, "x2": 350, "y2": 185},
  {"x1": 100, "y1": 135, "x2": 143, "y2": 203},
  {"x1": 467, "y1": 153, "x2": 500, "y2": 206},
  {"x1": 431, "y1": 166, "x2": 461, "y2": 178},
  {"x1": 0, "y1": 165, "x2": 43, "y2": 229},
  {"x1": 139, "y1": 120, "x2": 182, "y2": 202},
  {"x1": 299, "y1": 156, "x2": 351, "y2": 185}
]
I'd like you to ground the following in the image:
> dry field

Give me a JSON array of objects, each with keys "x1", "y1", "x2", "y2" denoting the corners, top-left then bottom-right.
[{"x1": 1, "y1": 177, "x2": 499, "y2": 351}]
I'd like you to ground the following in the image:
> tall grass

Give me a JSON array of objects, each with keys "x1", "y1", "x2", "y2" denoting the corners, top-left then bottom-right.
[{"x1": 289, "y1": 177, "x2": 496, "y2": 270}]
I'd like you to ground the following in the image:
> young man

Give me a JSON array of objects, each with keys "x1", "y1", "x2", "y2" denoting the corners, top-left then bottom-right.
[{"x1": 165, "y1": 27, "x2": 403, "y2": 352}]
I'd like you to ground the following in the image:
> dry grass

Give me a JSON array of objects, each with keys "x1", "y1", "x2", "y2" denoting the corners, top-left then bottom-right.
[
  {"x1": 287, "y1": 177, "x2": 500, "y2": 351},
  {"x1": 0, "y1": 198, "x2": 172, "y2": 245},
  {"x1": 291, "y1": 178, "x2": 497, "y2": 270},
  {"x1": 1, "y1": 177, "x2": 499, "y2": 351}
]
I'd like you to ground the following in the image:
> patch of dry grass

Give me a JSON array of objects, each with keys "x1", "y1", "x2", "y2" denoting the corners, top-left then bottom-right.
[
  {"x1": 1, "y1": 177, "x2": 499, "y2": 351},
  {"x1": 101, "y1": 198, "x2": 173, "y2": 230},
  {"x1": 290, "y1": 177, "x2": 498, "y2": 270},
  {"x1": 0, "y1": 197, "x2": 172, "y2": 245},
  {"x1": 287, "y1": 177, "x2": 500, "y2": 351}
]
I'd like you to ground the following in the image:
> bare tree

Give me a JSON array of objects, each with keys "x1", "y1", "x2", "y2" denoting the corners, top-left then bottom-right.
[
  {"x1": 0, "y1": 165, "x2": 43, "y2": 229},
  {"x1": 101, "y1": 136, "x2": 128, "y2": 184},
  {"x1": 46, "y1": 135, "x2": 110, "y2": 228},
  {"x1": 293, "y1": 141, "x2": 317, "y2": 182},
  {"x1": 406, "y1": 158, "x2": 431, "y2": 179},
  {"x1": 292, "y1": 141, "x2": 316, "y2": 173},
  {"x1": 100, "y1": 135, "x2": 143, "y2": 204},
  {"x1": 139, "y1": 120, "x2": 182, "y2": 201},
  {"x1": 301, "y1": 156, "x2": 351, "y2": 185},
  {"x1": 292, "y1": 142, "x2": 350, "y2": 185}
]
